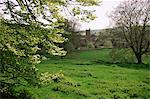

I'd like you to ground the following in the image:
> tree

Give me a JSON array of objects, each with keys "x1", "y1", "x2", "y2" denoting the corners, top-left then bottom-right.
[
  {"x1": 0, "y1": 0, "x2": 101, "y2": 97},
  {"x1": 94, "y1": 29, "x2": 112, "y2": 48},
  {"x1": 110, "y1": 0, "x2": 150, "y2": 64},
  {"x1": 109, "y1": 27, "x2": 128, "y2": 48},
  {"x1": 0, "y1": 20, "x2": 67, "y2": 97},
  {"x1": 62, "y1": 19, "x2": 81, "y2": 51}
]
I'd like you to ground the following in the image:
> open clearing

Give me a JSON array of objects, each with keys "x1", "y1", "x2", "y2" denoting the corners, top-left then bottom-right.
[{"x1": 28, "y1": 49, "x2": 150, "y2": 99}]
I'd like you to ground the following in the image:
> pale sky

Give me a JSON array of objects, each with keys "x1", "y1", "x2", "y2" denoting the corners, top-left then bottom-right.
[
  {"x1": 80, "y1": 0, "x2": 124, "y2": 30},
  {"x1": 0, "y1": 0, "x2": 124, "y2": 30}
]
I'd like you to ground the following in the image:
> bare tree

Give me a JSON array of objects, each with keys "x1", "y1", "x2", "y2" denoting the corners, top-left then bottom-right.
[{"x1": 110, "y1": 0, "x2": 150, "y2": 63}]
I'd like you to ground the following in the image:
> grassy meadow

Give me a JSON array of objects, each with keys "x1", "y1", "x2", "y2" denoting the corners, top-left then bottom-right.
[{"x1": 26, "y1": 49, "x2": 149, "y2": 99}]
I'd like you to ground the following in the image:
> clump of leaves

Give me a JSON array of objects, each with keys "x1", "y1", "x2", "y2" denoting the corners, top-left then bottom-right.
[{"x1": 39, "y1": 71, "x2": 64, "y2": 85}]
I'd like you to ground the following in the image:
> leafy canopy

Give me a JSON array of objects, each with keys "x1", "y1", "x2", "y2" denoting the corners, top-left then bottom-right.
[{"x1": 0, "y1": 0, "x2": 101, "y2": 97}]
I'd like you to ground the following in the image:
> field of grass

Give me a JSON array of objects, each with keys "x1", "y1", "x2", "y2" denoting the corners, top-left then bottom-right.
[{"x1": 28, "y1": 49, "x2": 149, "y2": 99}]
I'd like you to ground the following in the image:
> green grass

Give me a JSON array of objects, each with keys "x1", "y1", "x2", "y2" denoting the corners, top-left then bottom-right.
[{"x1": 29, "y1": 49, "x2": 149, "y2": 99}]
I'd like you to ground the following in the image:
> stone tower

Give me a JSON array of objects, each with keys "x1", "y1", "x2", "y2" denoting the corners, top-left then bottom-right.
[{"x1": 86, "y1": 29, "x2": 91, "y2": 43}]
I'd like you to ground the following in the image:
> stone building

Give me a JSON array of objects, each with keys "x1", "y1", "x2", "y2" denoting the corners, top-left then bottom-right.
[{"x1": 78, "y1": 29, "x2": 97, "y2": 49}]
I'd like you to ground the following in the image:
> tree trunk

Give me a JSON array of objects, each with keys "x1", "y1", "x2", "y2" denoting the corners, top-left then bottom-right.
[{"x1": 135, "y1": 53, "x2": 142, "y2": 64}]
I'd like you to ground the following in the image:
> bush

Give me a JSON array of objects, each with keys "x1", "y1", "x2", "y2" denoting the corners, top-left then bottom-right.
[
  {"x1": 104, "y1": 41, "x2": 113, "y2": 48},
  {"x1": 110, "y1": 48, "x2": 136, "y2": 63},
  {"x1": 0, "y1": 82, "x2": 33, "y2": 99},
  {"x1": 39, "y1": 71, "x2": 64, "y2": 85},
  {"x1": 143, "y1": 54, "x2": 150, "y2": 64},
  {"x1": 64, "y1": 42, "x2": 75, "y2": 52}
]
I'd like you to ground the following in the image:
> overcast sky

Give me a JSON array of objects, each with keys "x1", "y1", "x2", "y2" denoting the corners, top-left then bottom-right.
[
  {"x1": 0, "y1": 0, "x2": 124, "y2": 30},
  {"x1": 80, "y1": 0, "x2": 124, "y2": 30}
]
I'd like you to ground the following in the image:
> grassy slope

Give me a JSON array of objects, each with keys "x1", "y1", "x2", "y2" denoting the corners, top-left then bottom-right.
[{"x1": 32, "y1": 49, "x2": 149, "y2": 99}]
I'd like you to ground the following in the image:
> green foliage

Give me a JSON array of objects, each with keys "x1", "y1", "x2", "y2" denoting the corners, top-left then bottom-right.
[
  {"x1": 0, "y1": 20, "x2": 66, "y2": 97},
  {"x1": 39, "y1": 71, "x2": 64, "y2": 85},
  {"x1": 10, "y1": 86, "x2": 33, "y2": 99},
  {"x1": 77, "y1": 0, "x2": 101, "y2": 6},
  {"x1": 1, "y1": 0, "x2": 101, "y2": 98},
  {"x1": 110, "y1": 48, "x2": 136, "y2": 63},
  {"x1": 143, "y1": 54, "x2": 150, "y2": 64},
  {"x1": 60, "y1": 19, "x2": 80, "y2": 52},
  {"x1": 2, "y1": 0, "x2": 100, "y2": 25}
]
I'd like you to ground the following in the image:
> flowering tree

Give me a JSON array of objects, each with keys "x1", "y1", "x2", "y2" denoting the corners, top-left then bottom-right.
[{"x1": 0, "y1": 0, "x2": 101, "y2": 97}]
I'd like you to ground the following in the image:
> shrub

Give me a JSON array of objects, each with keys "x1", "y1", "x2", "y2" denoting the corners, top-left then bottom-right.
[
  {"x1": 39, "y1": 71, "x2": 64, "y2": 85},
  {"x1": 110, "y1": 48, "x2": 136, "y2": 63},
  {"x1": 0, "y1": 82, "x2": 33, "y2": 99},
  {"x1": 64, "y1": 42, "x2": 75, "y2": 52}
]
